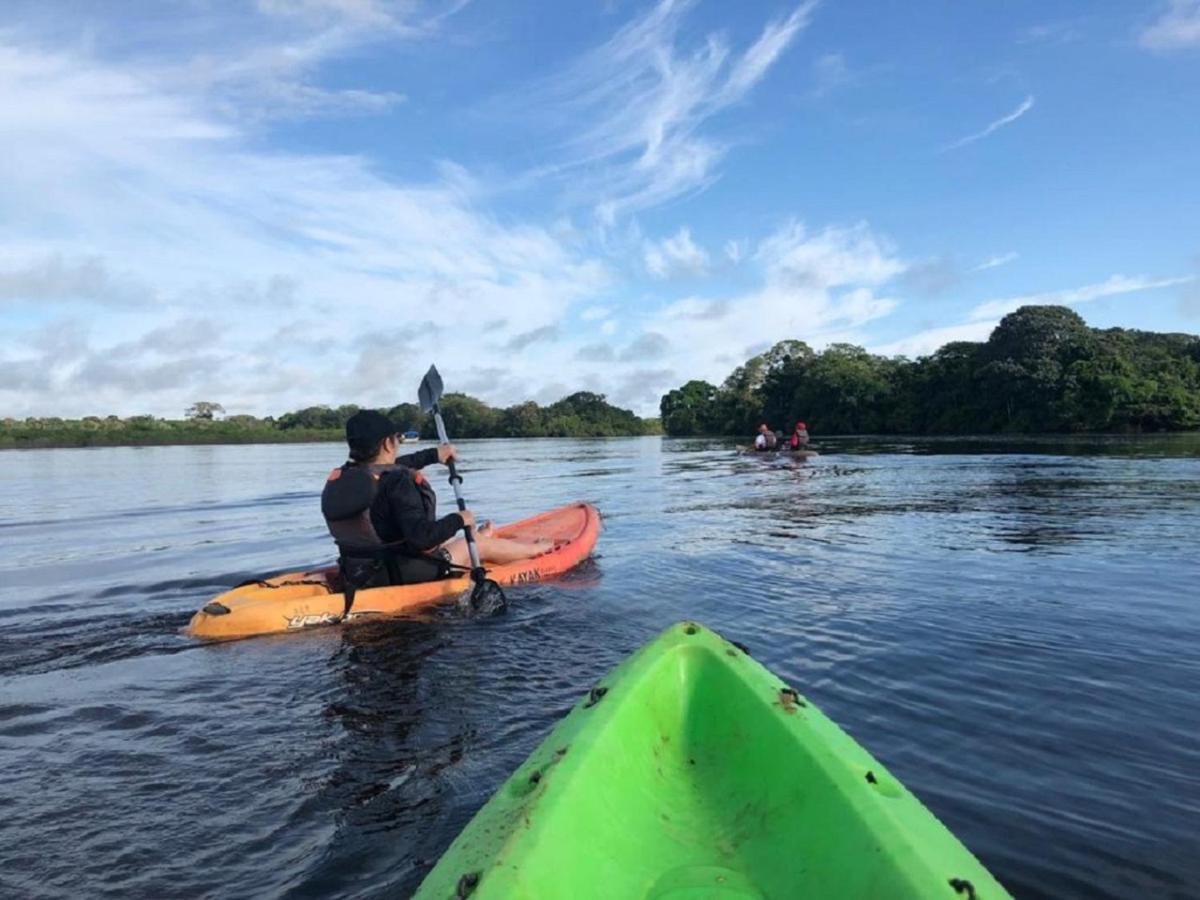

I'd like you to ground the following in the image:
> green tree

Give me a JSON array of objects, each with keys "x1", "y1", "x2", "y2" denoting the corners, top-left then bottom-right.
[
  {"x1": 977, "y1": 306, "x2": 1096, "y2": 431},
  {"x1": 426, "y1": 393, "x2": 500, "y2": 438},
  {"x1": 185, "y1": 401, "x2": 225, "y2": 421},
  {"x1": 386, "y1": 402, "x2": 424, "y2": 432},
  {"x1": 910, "y1": 342, "x2": 982, "y2": 433},
  {"x1": 499, "y1": 401, "x2": 546, "y2": 437},
  {"x1": 660, "y1": 380, "x2": 720, "y2": 436},
  {"x1": 277, "y1": 405, "x2": 355, "y2": 430}
]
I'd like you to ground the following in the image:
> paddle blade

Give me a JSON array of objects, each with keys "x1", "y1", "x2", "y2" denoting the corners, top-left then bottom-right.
[
  {"x1": 418, "y1": 364, "x2": 444, "y2": 412},
  {"x1": 466, "y1": 578, "x2": 507, "y2": 616}
]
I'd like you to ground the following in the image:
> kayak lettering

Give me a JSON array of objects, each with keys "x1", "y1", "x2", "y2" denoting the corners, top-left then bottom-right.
[
  {"x1": 284, "y1": 611, "x2": 367, "y2": 629},
  {"x1": 510, "y1": 568, "x2": 542, "y2": 585},
  {"x1": 286, "y1": 613, "x2": 337, "y2": 628}
]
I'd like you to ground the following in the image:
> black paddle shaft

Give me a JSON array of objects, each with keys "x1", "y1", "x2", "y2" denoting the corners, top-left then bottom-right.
[
  {"x1": 418, "y1": 364, "x2": 505, "y2": 609},
  {"x1": 432, "y1": 403, "x2": 483, "y2": 574}
]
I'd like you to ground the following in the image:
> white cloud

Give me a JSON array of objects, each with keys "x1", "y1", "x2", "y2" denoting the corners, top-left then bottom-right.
[
  {"x1": 755, "y1": 221, "x2": 905, "y2": 288},
  {"x1": 5, "y1": 2, "x2": 467, "y2": 125},
  {"x1": 872, "y1": 320, "x2": 997, "y2": 358},
  {"x1": 943, "y1": 94, "x2": 1035, "y2": 152},
  {"x1": 0, "y1": 37, "x2": 611, "y2": 417},
  {"x1": 972, "y1": 252, "x2": 1018, "y2": 272},
  {"x1": 720, "y1": 2, "x2": 815, "y2": 100},
  {"x1": 576, "y1": 343, "x2": 615, "y2": 362},
  {"x1": 600, "y1": 319, "x2": 619, "y2": 336},
  {"x1": 1140, "y1": 0, "x2": 1200, "y2": 50},
  {"x1": 724, "y1": 239, "x2": 745, "y2": 264},
  {"x1": 1018, "y1": 21, "x2": 1083, "y2": 46},
  {"x1": 519, "y1": 0, "x2": 815, "y2": 222},
  {"x1": 0, "y1": 253, "x2": 156, "y2": 307},
  {"x1": 809, "y1": 52, "x2": 851, "y2": 98},
  {"x1": 641, "y1": 220, "x2": 907, "y2": 388},
  {"x1": 505, "y1": 324, "x2": 561, "y2": 352},
  {"x1": 873, "y1": 272, "x2": 1196, "y2": 360},
  {"x1": 580, "y1": 305, "x2": 612, "y2": 321},
  {"x1": 968, "y1": 274, "x2": 1194, "y2": 322},
  {"x1": 662, "y1": 297, "x2": 731, "y2": 321},
  {"x1": 619, "y1": 331, "x2": 670, "y2": 361},
  {"x1": 256, "y1": 0, "x2": 416, "y2": 29},
  {"x1": 644, "y1": 227, "x2": 710, "y2": 279}
]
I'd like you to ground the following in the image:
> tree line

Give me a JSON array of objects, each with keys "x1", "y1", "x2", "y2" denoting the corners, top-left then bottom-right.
[
  {"x1": 659, "y1": 305, "x2": 1200, "y2": 436},
  {"x1": 1, "y1": 391, "x2": 660, "y2": 449}
]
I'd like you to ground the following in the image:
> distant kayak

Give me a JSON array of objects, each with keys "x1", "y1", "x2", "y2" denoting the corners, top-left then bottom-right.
[
  {"x1": 415, "y1": 622, "x2": 1010, "y2": 899},
  {"x1": 736, "y1": 445, "x2": 820, "y2": 458},
  {"x1": 185, "y1": 502, "x2": 600, "y2": 641}
]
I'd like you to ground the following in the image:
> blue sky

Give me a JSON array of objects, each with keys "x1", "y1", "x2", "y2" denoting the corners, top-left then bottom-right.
[{"x1": 1, "y1": 0, "x2": 1198, "y2": 417}]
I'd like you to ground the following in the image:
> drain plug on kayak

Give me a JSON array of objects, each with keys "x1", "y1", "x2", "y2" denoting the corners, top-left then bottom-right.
[{"x1": 202, "y1": 602, "x2": 231, "y2": 616}]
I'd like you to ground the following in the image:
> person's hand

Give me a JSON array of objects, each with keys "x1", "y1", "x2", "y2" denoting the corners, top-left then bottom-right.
[
  {"x1": 458, "y1": 509, "x2": 476, "y2": 530},
  {"x1": 437, "y1": 443, "x2": 457, "y2": 464}
]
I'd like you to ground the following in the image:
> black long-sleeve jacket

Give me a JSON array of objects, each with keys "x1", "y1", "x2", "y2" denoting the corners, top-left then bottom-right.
[{"x1": 369, "y1": 447, "x2": 464, "y2": 553}]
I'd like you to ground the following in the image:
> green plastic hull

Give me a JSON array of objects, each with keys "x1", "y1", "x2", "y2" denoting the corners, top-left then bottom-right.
[{"x1": 415, "y1": 622, "x2": 1010, "y2": 899}]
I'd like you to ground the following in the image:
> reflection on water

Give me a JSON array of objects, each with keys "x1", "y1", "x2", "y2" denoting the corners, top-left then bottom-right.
[{"x1": 1, "y1": 435, "x2": 1199, "y2": 899}]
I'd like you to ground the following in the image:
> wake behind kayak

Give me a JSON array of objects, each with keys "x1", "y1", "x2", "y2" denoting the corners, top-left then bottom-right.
[{"x1": 736, "y1": 445, "x2": 821, "y2": 459}]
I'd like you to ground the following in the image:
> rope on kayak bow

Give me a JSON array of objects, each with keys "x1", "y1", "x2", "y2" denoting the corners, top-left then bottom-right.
[{"x1": 948, "y1": 878, "x2": 977, "y2": 899}]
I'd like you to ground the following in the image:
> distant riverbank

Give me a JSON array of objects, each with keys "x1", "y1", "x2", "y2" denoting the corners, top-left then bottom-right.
[
  {"x1": 2, "y1": 390, "x2": 660, "y2": 449},
  {"x1": 0, "y1": 423, "x2": 343, "y2": 450}
]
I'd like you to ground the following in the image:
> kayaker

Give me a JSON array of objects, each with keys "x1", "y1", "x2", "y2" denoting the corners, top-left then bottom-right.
[
  {"x1": 322, "y1": 410, "x2": 547, "y2": 587},
  {"x1": 754, "y1": 424, "x2": 778, "y2": 451},
  {"x1": 790, "y1": 421, "x2": 809, "y2": 450}
]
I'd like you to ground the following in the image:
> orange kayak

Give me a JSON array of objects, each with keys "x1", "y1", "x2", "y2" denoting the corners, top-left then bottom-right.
[{"x1": 185, "y1": 502, "x2": 600, "y2": 641}]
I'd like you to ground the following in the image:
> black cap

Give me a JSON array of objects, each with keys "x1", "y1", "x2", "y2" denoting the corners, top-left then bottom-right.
[{"x1": 345, "y1": 410, "x2": 398, "y2": 449}]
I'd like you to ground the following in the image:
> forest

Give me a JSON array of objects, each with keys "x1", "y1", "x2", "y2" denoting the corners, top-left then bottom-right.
[
  {"x1": 0, "y1": 392, "x2": 660, "y2": 449},
  {"x1": 659, "y1": 306, "x2": 1200, "y2": 436}
]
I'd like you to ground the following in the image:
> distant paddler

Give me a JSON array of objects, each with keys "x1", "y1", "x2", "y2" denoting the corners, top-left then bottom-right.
[
  {"x1": 754, "y1": 423, "x2": 778, "y2": 451},
  {"x1": 790, "y1": 421, "x2": 810, "y2": 450}
]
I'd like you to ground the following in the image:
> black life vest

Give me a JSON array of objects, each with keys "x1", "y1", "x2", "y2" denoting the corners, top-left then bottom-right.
[
  {"x1": 321, "y1": 463, "x2": 443, "y2": 545},
  {"x1": 320, "y1": 463, "x2": 449, "y2": 612}
]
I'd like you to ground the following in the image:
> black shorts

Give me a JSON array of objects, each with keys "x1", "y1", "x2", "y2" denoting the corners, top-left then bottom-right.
[
  {"x1": 341, "y1": 548, "x2": 453, "y2": 590},
  {"x1": 391, "y1": 548, "x2": 453, "y2": 585}
]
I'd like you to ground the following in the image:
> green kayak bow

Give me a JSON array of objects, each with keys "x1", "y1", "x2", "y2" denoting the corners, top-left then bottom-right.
[{"x1": 416, "y1": 622, "x2": 1010, "y2": 899}]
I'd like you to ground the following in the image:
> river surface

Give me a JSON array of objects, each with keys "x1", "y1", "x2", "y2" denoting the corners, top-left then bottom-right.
[{"x1": 1, "y1": 436, "x2": 1198, "y2": 899}]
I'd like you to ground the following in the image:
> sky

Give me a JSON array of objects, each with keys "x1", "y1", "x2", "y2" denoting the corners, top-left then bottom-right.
[{"x1": 1, "y1": 0, "x2": 1198, "y2": 418}]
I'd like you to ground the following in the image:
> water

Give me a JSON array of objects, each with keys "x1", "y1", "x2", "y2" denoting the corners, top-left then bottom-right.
[{"x1": 1, "y1": 437, "x2": 1198, "y2": 899}]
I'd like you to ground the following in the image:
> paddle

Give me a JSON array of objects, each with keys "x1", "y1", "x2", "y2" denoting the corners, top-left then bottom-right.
[{"x1": 418, "y1": 365, "x2": 506, "y2": 612}]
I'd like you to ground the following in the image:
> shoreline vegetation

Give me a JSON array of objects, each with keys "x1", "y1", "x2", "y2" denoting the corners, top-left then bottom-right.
[
  {"x1": 1, "y1": 392, "x2": 662, "y2": 450},
  {"x1": 6, "y1": 305, "x2": 1198, "y2": 450},
  {"x1": 661, "y1": 305, "x2": 1200, "y2": 436}
]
